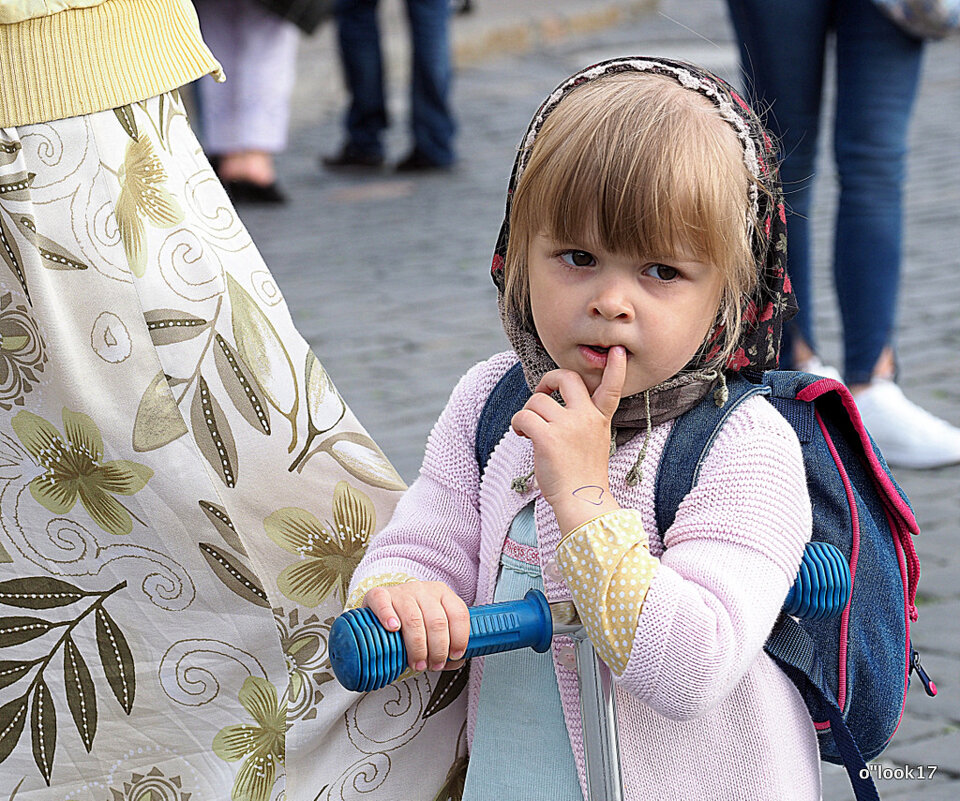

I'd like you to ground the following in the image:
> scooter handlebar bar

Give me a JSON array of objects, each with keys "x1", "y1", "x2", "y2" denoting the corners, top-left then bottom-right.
[
  {"x1": 330, "y1": 588, "x2": 553, "y2": 692},
  {"x1": 331, "y1": 541, "x2": 851, "y2": 693}
]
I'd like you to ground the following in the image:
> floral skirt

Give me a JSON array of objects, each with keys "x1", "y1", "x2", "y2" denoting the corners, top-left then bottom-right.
[{"x1": 0, "y1": 94, "x2": 466, "y2": 801}]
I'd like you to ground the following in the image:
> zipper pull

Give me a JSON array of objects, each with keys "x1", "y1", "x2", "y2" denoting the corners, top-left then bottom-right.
[{"x1": 911, "y1": 648, "x2": 937, "y2": 697}]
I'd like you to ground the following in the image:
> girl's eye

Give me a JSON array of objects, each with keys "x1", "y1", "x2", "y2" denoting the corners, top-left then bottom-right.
[
  {"x1": 559, "y1": 250, "x2": 596, "y2": 268},
  {"x1": 647, "y1": 263, "x2": 680, "y2": 281}
]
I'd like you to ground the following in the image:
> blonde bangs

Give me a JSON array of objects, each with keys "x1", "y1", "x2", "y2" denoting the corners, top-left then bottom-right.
[{"x1": 505, "y1": 72, "x2": 758, "y2": 363}]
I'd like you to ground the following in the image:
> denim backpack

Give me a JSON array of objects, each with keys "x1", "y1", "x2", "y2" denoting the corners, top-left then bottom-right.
[{"x1": 475, "y1": 363, "x2": 934, "y2": 801}]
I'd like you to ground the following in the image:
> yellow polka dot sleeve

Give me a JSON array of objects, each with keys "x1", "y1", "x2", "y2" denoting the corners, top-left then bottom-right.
[
  {"x1": 555, "y1": 508, "x2": 659, "y2": 674},
  {"x1": 345, "y1": 572, "x2": 418, "y2": 610}
]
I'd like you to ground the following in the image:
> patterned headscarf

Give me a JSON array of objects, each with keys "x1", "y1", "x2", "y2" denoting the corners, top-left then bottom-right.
[{"x1": 491, "y1": 57, "x2": 796, "y2": 439}]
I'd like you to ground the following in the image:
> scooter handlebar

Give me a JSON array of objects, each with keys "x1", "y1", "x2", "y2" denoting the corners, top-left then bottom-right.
[
  {"x1": 331, "y1": 541, "x2": 851, "y2": 692},
  {"x1": 330, "y1": 588, "x2": 553, "y2": 692}
]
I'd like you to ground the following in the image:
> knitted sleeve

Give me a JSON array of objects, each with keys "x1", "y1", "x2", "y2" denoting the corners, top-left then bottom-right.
[
  {"x1": 618, "y1": 397, "x2": 811, "y2": 721},
  {"x1": 347, "y1": 352, "x2": 518, "y2": 608}
]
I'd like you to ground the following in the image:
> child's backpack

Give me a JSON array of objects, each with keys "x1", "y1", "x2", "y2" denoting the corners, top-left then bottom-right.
[{"x1": 475, "y1": 363, "x2": 935, "y2": 801}]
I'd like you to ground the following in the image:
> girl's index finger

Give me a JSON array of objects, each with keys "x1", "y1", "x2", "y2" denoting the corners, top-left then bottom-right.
[{"x1": 592, "y1": 346, "x2": 627, "y2": 419}]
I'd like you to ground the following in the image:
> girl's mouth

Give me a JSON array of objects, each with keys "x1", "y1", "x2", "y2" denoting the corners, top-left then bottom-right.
[{"x1": 579, "y1": 344, "x2": 616, "y2": 366}]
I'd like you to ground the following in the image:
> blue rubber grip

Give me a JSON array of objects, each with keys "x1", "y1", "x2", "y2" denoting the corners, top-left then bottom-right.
[
  {"x1": 330, "y1": 588, "x2": 553, "y2": 692},
  {"x1": 784, "y1": 541, "x2": 851, "y2": 621},
  {"x1": 331, "y1": 544, "x2": 850, "y2": 693}
]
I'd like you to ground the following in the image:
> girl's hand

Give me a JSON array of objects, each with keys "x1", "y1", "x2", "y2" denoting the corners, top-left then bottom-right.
[
  {"x1": 511, "y1": 346, "x2": 627, "y2": 534},
  {"x1": 363, "y1": 581, "x2": 470, "y2": 673}
]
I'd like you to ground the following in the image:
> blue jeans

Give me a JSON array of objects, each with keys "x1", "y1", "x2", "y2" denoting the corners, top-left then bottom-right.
[
  {"x1": 333, "y1": 0, "x2": 455, "y2": 165},
  {"x1": 726, "y1": 0, "x2": 924, "y2": 384}
]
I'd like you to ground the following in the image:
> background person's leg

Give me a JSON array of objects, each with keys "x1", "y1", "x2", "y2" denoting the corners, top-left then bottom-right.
[
  {"x1": 196, "y1": 0, "x2": 299, "y2": 201},
  {"x1": 327, "y1": 0, "x2": 388, "y2": 164},
  {"x1": 400, "y1": 0, "x2": 456, "y2": 169},
  {"x1": 832, "y1": 0, "x2": 923, "y2": 386},
  {"x1": 725, "y1": 0, "x2": 833, "y2": 369},
  {"x1": 196, "y1": 0, "x2": 240, "y2": 153}
]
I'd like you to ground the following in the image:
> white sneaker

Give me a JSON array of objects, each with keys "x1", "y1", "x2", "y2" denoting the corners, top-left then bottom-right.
[
  {"x1": 796, "y1": 356, "x2": 844, "y2": 383},
  {"x1": 854, "y1": 379, "x2": 960, "y2": 469}
]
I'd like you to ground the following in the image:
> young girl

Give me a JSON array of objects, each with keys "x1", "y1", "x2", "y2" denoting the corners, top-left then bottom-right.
[{"x1": 347, "y1": 57, "x2": 819, "y2": 801}]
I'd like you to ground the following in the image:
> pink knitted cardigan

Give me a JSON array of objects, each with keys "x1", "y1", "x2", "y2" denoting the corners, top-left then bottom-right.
[{"x1": 349, "y1": 352, "x2": 821, "y2": 801}]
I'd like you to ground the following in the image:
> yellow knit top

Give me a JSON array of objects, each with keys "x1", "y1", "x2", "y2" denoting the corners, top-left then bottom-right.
[{"x1": 0, "y1": 0, "x2": 223, "y2": 127}]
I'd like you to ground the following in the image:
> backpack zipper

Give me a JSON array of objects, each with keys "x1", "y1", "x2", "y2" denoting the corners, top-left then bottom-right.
[{"x1": 910, "y1": 647, "x2": 937, "y2": 697}]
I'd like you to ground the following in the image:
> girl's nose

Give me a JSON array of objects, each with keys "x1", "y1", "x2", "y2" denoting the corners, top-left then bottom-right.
[{"x1": 591, "y1": 284, "x2": 635, "y2": 321}]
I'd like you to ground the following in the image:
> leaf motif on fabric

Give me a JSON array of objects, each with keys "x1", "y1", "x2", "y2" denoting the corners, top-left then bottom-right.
[
  {"x1": 431, "y1": 753, "x2": 468, "y2": 801},
  {"x1": 0, "y1": 660, "x2": 33, "y2": 690},
  {"x1": 199, "y1": 500, "x2": 247, "y2": 555},
  {"x1": 143, "y1": 308, "x2": 210, "y2": 346},
  {"x1": 12, "y1": 215, "x2": 88, "y2": 271},
  {"x1": 0, "y1": 616, "x2": 54, "y2": 647},
  {"x1": 214, "y1": 334, "x2": 271, "y2": 435},
  {"x1": 227, "y1": 273, "x2": 298, "y2": 450},
  {"x1": 113, "y1": 105, "x2": 139, "y2": 141},
  {"x1": 30, "y1": 678, "x2": 56, "y2": 785},
  {"x1": 199, "y1": 543, "x2": 270, "y2": 608},
  {"x1": 0, "y1": 576, "x2": 90, "y2": 609},
  {"x1": 0, "y1": 696, "x2": 28, "y2": 764},
  {"x1": 133, "y1": 371, "x2": 189, "y2": 452},
  {"x1": 314, "y1": 432, "x2": 406, "y2": 491},
  {"x1": 157, "y1": 93, "x2": 166, "y2": 141},
  {"x1": 63, "y1": 636, "x2": 97, "y2": 752},
  {"x1": 190, "y1": 375, "x2": 238, "y2": 488},
  {"x1": 0, "y1": 211, "x2": 29, "y2": 302},
  {"x1": 0, "y1": 171, "x2": 34, "y2": 202},
  {"x1": 0, "y1": 580, "x2": 131, "y2": 779},
  {"x1": 289, "y1": 350, "x2": 347, "y2": 472},
  {"x1": 304, "y1": 350, "x2": 344, "y2": 435},
  {"x1": 0, "y1": 139, "x2": 21, "y2": 167},
  {"x1": 423, "y1": 665, "x2": 469, "y2": 719},
  {"x1": 95, "y1": 607, "x2": 136, "y2": 715}
]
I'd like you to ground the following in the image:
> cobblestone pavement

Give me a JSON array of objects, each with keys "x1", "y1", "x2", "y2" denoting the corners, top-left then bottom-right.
[{"x1": 233, "y1": 1, "x2": 960, "y2": 797}]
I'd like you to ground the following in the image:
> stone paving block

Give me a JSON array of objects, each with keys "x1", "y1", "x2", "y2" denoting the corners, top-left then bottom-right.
[
  {"x1": 884, "y1": 728, "x2": 960, "y2": 778},
  {"x1": 915, "y1": 562, "x2": 960, "y2": 602},
  {"x1": 825, "y1": 754, "x2": 960, "y2": 800},
  {"x1": 910, "y1": 602, "x2": 960, "y2": 658},
  {"x1": 891, "y1": 712, "x2": 950, "y2": 745},
  {"x1": 889, "y1": 780, "x2": 960, "y2": 801},
  {"x1": 904, "y1": 650, "x2": 959, "y2": 724}
]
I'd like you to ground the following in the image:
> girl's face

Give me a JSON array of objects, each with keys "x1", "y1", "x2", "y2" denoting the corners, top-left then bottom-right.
[{"x1": 527, "y1": 232, "x2": 724, "y2": 397}]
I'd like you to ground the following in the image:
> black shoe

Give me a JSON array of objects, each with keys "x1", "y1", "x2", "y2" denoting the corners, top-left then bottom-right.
[
  {"x1": 223, "y1": 179, "x2": 287, "y2": 205},
  {"x1": 395, "y1": 150, "x2": 453, "y2": 173},
  {"x1": 321, "y1": 145, "x2": 384, "y2": 170}
]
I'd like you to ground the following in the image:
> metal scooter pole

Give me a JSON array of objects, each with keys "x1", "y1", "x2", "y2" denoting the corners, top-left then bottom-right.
[
  {"x1": 552, "y1": 602, "x2": 624, "y2": 801},
  {"x1": 576, "y1": 633, "x2": 624, "y2": 800}
]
